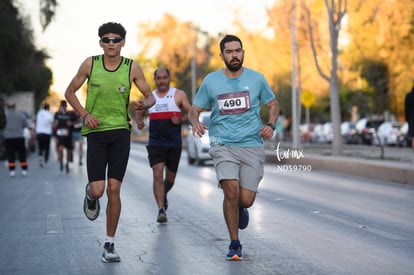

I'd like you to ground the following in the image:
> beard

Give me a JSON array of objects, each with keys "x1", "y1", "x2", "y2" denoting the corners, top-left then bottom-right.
[{"x1": 224, "y1": 57, "x2": 243, "y2": 72}]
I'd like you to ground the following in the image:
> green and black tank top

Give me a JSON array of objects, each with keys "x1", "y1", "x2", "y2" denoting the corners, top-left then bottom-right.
[{"x1": 81, "y1": 55, "x2": 132, "y2": 135}]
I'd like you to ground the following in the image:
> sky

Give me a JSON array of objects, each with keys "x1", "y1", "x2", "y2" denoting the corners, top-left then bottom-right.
[{"x1": 20, "y1": 0, "x2": 275, "y2": 95}]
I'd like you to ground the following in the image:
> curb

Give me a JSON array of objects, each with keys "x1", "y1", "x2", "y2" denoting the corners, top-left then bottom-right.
[{"x1": 265, "y1": 149, "x2": 414, "y2": 185}]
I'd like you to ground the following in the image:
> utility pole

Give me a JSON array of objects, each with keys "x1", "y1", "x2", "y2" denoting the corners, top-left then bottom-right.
[
  {"x1": 290, "y1": 0, "x2": 300, "y2": 149},
  {"x1": 191, "y1": 25, "x2": 197, "y2": 102}
]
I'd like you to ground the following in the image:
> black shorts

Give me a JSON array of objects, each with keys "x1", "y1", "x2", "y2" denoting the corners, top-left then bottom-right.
[
  {"x1": 57, "y1": 137, "x2": 73, "y2": 149},
  {"x1": 146, "y1": 145, "x2": 182, "y2": 173},
  {"x1": 86, "y1": 129, "x2": 131, "y2": 182}
]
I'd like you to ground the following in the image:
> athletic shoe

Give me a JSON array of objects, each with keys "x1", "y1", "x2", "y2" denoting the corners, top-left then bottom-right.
[
  {"x1": 239, "y1": 207, "x2": 249, "y2": 230},
  {"x1": 101, "y1": 242, "x2": 121, "y2": 263},
  {"x1": 226, "y1": 240, "x2": 243, "y2": 261},
  {"x1": 164, "y1": 195, "x2": 168, "y2": 211},
  {"x1": 157, "y1": 208, "x2": 167, "y2": 223},
  {"x1": 9, "y1": 171, "x2": 15, "y2": 177},
  {"x1": 39, "y1": 158, "x2": 44, "y2": 168},
  {"x1": 83, "y1": 183, "x2": 100, "y2": 221},
  {"x1": 21, "y1": 170, "x2": 27, "y2": 177}
]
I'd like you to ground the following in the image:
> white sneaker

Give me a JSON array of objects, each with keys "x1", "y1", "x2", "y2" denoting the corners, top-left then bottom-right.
[
  {"x1": 102, "y1": 242, "x2": 121, "y2": 262},
  {"x1": 9, "y1": 171, "x2": 16, "y2": 177},
  {"x1": 22, "y1": 170, "x2": 27, "y2": 177}
]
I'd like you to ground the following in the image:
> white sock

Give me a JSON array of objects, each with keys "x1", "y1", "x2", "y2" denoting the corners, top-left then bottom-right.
[{"x1": 105, "y1": 236, "x2": 115, "y2": 244}]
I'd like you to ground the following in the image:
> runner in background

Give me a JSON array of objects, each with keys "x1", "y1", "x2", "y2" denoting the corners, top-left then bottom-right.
[{"x1": 72, "y1": 110, "x2": 84, "y2": 166}]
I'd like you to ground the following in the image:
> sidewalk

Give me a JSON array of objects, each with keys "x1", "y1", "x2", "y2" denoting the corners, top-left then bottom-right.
[{"x1": 265, "y1": 142, "x2": 414, "y2": 185}]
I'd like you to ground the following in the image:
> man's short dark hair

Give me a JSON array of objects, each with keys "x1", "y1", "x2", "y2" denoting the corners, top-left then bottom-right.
[
  {"x1": 153, "y1": 67, "x2": 170, "y2": 79},
  {"x1": 98, "y1": 22, "x2": 126, "y2": 39},
  {"x1": 220, "y1": 34, "x2": 243, "y2": 53}
]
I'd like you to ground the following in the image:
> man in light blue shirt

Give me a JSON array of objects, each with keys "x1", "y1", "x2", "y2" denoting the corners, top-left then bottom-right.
[{"x1": 189, "y1": 34, "x2": 279, "y2": 261}]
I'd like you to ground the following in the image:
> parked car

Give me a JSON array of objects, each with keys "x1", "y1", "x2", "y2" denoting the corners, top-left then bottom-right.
[
  {"x1": 373, "y1": 121, "x2": 402, "y2": 146},
  {"x1": 311, "y1": 122, "x2": 332, "y2": 143},
  {"x1": 299, "y1": 123, "x2": 315, "y2": 143},
  {"x1": 186, "y1": 111, "x2": 212, "y2": 165},
  {"x1": 397, "y1": 122, "x2": 412, "y2": 147},
  {"x1": 354, "y1": 117, "x2": 385, "y2": 145},
  {"x1": 322, "y1": 122, "x2": 333, "y2": 143},
  {"x1": 311, "y1": 123, "x2": 324, "y2": 143},
  {"x1": 341, "y1": 121, "x2": 358, "y2": 144}
]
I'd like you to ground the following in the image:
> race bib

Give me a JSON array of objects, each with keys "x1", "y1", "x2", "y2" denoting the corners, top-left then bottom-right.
[
  {"x1": 56, "y1": 128, "x2": 69, "y2": 137},
  {"x1": 217, "y1": 91, "x2": 250, "y2": 115}
]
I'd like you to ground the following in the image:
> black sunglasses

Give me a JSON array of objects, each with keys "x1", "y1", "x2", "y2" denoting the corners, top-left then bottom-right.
[{"x1": 101, "y1": 37, "x2": 123, "y2": 44}]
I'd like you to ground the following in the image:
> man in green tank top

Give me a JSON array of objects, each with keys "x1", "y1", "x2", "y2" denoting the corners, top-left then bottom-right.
[{"x1": 65, "y1": 22, "x2": 155, "y2": 263}]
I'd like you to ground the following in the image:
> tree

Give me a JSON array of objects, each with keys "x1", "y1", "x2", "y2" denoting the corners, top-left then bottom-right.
[
  {"x1": 135, "y1": 14, "x2": 215, "y2": 102},
  {"x1": 0, "y1": 0, "x2": 56, "y2": 109},
  {"x1": 303, "y1": 0, "x2": 347, "y2": 156},
  {"x1": 39, "y1": 0, "x2": 58, "y2": 31},
  {"x1": 344, "y1": 0, "x2": 414, "y2": 119}
]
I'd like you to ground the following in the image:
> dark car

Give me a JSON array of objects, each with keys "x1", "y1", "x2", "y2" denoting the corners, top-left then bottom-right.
[
  {"x1": 354, "y1": 117, "x2": 385, "y2": 145},
  {"x1": 397, "y1": 122, "x2": 412, "y2": 147}
]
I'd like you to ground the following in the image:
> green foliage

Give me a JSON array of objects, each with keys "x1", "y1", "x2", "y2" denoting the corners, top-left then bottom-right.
[
  {"x1": 0, "y1": 0, "x2": 52, "y2": 110},
  {"x1": 273, "y1": 74, "x2": 293, "y2": 119},
  {"x1": 360, "y1": 59, "x2": 389, "y2": 114},
  {"x1": 40, "y1": 0, "x2": 58, "y2": 31}
]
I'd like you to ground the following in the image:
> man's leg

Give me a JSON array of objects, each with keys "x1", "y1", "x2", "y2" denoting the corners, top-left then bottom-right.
[
  {"x1": 57, "y1": 143, "x2": 64, "y2": 171},
  {"x1": 152, "y1": 162, "x2": 167, "y2": 223},
  {"x1": 164, "y1": 169, "x2": 177, "y2": 194},
  {"x1": 101, "y1": 177, "x2": 121, "y2": 263},
  {"x1": 163, "y1": 147, "x2": 181, "y2": 210},
  {"x1": 152, "y1": 162, "x2": 166, "y2": 209},
  {"x1": 44, "y1": 135, "x2": 51, "y2": 163},
  {"x1": 106, "y1": 178, "x2": 122, "y2": 237},
  {"x1": 37, "y1": 135, "x2": 44, "y2": 160},
  {"x1": 222, "y1": 179, "x2": 240, "y2": 241}
]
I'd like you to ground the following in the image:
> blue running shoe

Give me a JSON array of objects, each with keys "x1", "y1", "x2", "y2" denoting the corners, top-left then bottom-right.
[
  {"x1": 226, "y1": 240, "x2": 242, "y2": 261},
  {"x1": 239, "y1": 207, "x2": 249, "y2": 230}
]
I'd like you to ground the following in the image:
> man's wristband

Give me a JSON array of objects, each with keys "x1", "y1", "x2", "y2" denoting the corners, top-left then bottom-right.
[
  {"x1": 267, "y1": 123, "x2": 275, "y2": 130},
  {"x1": 83, "y1": 112, "x2": 90, "y2": 120}
]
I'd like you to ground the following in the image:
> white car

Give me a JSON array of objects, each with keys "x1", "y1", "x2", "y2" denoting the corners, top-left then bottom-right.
[
  {"x1": 186, "y1": 111, "x2": 212, "y2": 165},
  {"x1": 373, "y1": 121, "x2": 402, "y2": 146}
]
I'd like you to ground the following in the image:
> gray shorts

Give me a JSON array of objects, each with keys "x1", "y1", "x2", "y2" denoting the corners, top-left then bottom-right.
[{"x1": 209, "y1": 145, "x2": 265, "y2": 192}]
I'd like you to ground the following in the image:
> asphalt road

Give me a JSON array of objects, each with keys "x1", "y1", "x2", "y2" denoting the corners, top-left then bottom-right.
[{"x1": 0, "y1": 142, "x2": 413, "y2": 275}]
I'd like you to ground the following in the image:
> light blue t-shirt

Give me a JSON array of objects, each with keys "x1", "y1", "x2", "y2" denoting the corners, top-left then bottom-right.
[{"x1": 193, "y1": 68, "x2": 276, "y2": 147}]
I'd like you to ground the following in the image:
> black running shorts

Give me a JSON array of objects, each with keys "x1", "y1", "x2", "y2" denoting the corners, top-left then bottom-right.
[
  {"x1": 86, "y1": 129, "x2": 130, "y2": 182},
  {"x1": 146, "y1": 145, "x2": 182, "y2": 173}
]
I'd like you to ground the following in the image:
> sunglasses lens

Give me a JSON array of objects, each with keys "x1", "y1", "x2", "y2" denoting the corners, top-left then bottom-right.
[
  {"x1": 101, "y1": 37, "x2": 122, "y2": 44},
  {"x1": 112, "y1": 38, "x2": 122, "y2": 43}
]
